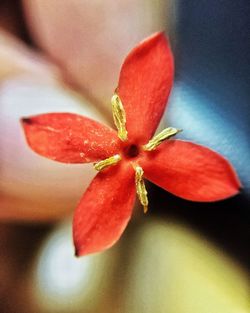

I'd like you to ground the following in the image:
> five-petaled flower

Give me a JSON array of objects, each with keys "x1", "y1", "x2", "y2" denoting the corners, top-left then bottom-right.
[{"x1": 21, "y1": 33, "x2": 241, "y2": 256}]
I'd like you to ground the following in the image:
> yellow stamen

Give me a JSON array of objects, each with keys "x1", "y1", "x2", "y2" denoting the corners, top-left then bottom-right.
[
  {"x1": 111, "y1": 92, "x2": 128, "y2": 141},
  {"x1": 94, "y1": 154, "x2": 122, "y2": 171},
  {"x1": 135, "y1": 166, "x2": 148, "y2": 213},
  {"x1": 143, "y1": 127, "x2": 182, "y2": 151}
]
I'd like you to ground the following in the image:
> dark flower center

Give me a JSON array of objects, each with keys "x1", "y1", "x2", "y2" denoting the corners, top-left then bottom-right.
[{"x1": 124, "y1": 144, "x2": 140, "y2": 159}]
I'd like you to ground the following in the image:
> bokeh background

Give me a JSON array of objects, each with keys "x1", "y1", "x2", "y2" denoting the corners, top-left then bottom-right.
[{"x1": 0, "y1": 1, "x2": 249, "y2": 312}]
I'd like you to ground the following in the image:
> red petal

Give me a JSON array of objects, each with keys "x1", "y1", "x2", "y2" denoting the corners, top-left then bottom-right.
[
  {"x1": 73, "y1": 163, "x2": 135, "y2": 256},
  {"x1": 21, "y1": 113, "x2": 120, "y2": 163},
  {"x1": 117, "y1": 32, "x2": 174, "y2": 143},
  {"x1": 140, "y1": 140, "x2": 241, "y2": 201}
]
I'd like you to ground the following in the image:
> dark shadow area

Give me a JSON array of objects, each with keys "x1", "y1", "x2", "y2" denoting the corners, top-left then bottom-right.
[
  {"x1": 0, "y1": 0, "x2": 34, "y2": 45},
  {"x1": 150, "y1": 183, "x2": 250, "y2": 271}
]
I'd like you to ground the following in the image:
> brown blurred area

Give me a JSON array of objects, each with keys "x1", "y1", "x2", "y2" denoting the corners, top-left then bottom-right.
[
  {"x1": 0, "y1": 1, "x2": 249, "y2": 313},
  {"x1": 0, "y1": 0, "x2": 31, "y2": 42}
]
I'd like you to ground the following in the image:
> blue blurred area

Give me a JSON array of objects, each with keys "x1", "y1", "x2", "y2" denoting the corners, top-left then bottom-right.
[
  {"x1": 158, "y1": 0, "x2": 250, "y2": 269},
  {"x1": 168, "y1": 0, "x2": 250, "y2": 196}
]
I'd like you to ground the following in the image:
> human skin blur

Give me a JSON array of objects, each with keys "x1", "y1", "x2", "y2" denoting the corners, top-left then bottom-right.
[
  {"x1": 0, "y1": 30, "x2": 101, "y2": 221},
  {"x1": 23, "y1": 0, "x2": 172, "y2": 108},
  {"x1": 0, "y1": 0, "x2": 170, "y2": 221}
]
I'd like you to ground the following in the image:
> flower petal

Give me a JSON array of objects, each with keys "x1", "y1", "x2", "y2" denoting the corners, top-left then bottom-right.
[
  {"x1": 140, "y1": 140, "x2": 241, "y2": 201},
  {"x1": 118, "y1": 32, "x2": 174, "y2": 143},
  {"x1": 2, "y1": 80, "x2": 105, "y2": 221},
  {"x1": 21, "y1": 113, "x2": 120, "y2": 163},
  {"x1": 73, "y1": 163, "x2": 136, "y2": 256}
]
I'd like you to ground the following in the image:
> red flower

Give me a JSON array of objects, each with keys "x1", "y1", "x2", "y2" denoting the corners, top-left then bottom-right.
[{"x1": 21, "y1": 33, "x2": 241, "y2": 256}]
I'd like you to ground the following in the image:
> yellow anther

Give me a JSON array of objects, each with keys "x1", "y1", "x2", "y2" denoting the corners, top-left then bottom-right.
[
  {"x1": 143, "y1": 127, "x2": 182, "y2": 151},
  {"x1": 111, "y1": 92, "x2": 128, "y2": 141},
  {"x1": 135, "y1": 166, "x2": 149, "y2": 213},
  {"x1": 94, "y1": 154, "x2": 122, "y2": 171}
]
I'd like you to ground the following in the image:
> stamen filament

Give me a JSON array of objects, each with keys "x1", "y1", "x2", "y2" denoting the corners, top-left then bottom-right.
[
  {"x1": 111, "y1": 92, "x2": 128, "y2": 141},
  {"x1": 143, "y1": 127, "x2": 182, "y2": 151},
  {"x1": 94, "y1": 154, "x2": 122, "y2": 171},
  {"x1": 135, "y1": 166, "x2": 149, "y2": 213}
]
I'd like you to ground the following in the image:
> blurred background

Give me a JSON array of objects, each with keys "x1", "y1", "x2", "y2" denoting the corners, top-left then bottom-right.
[{"x1": 0, "y1": 0, "x2": 249, "y2": 312}]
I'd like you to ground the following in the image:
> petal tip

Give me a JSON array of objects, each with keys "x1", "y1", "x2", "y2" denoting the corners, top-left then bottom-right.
[
  {"x1": 74, "y1": 244, "x2": 85, "y2": 257},
  {"x1": 225, "y1": 161, "x2": 242, "y2": 197},
  {"x1": 73, "y1": 238, "x2": 84, "y2": 257},
  {"x1": 146, "y1": 31, "x2": 165, "y2": 40},
  {"x1": 138, "y1": 31, "x2": 170, "y2": 50},
  {"x1": 73, "y1": 241, "x2": 98, "y2": 257},
  {"x1": 74, "y1": 248, "x2": 80, "y2": 258},
  {"x1": 21, "y1": 117, "x2": 33, "y2": 125}
]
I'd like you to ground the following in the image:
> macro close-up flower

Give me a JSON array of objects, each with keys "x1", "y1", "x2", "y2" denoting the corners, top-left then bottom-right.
[
  {"x1": 21, "y1": 33, "x2": 241, "y2": 256},
  {"x1": 1, "y1": 2, "x2": 249, "y2": 313},
  {"x1": 1, "y1": 0, "x2": 168, "y2": 221}
]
